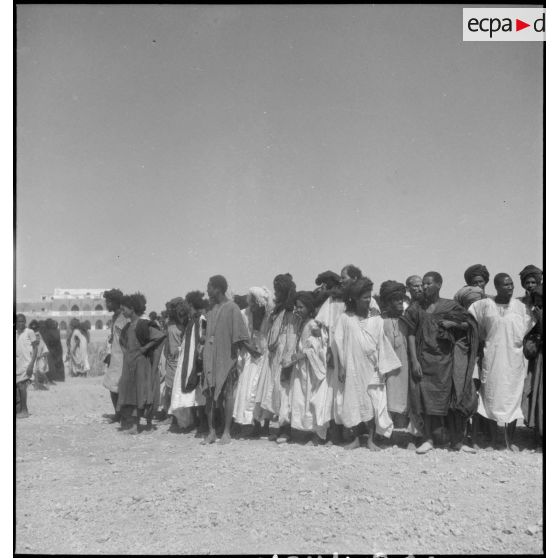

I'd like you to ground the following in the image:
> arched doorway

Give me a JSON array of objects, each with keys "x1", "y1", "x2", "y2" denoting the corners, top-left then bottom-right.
[
  {"x1": 59, "y1": 321, "x2": 67, "y2": 330},
  {"x1": 95, "y1": 320, "x2": 103, "y2": 330},
  {"x1": 94, "y1": 304, "x2": 104, "y2": 311},
  {"x1": 71, "y1": 305, "x2": 80, "y2": 312}
]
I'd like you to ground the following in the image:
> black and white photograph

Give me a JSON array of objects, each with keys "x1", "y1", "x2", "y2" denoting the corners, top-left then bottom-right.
[{"x1": 15, "y1": 3, "x2": 545, "y2": 556}]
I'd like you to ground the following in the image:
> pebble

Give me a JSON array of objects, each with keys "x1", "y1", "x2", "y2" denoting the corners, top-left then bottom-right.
[{"x1": 526, "y1": 525, "x2": 539, "y2": 536}]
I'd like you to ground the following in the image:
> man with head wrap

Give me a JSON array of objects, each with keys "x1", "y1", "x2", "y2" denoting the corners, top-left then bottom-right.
[
  {"x1": 233, "y1": 286, "x2": 274, "y2": 437},
  {"x1": 469, "y1": 273, "x2": 537, "y2": 450},
  {"x1": 288, "y1": 291, "x2": 331, "y2": 444},
  {"x1": 518, "y1": 265, "x2": 543, "y2": 304},
  {"x1": 402, "y1": 272, "x2": 479, "y2": 454},
  {"x1": 313, "y1": 270, "x2": 342, "y2": 310},
  {"x1": 463, "y1": 264, "x2": 490, "y2": 292},
  {"x1": 334, "y1": 278, "x2": 401, "y2": 450},
  {"x1": 254, "y1": 273, "x2": 299, "y2": 443},
  {"x1": 379, "y1": 281, "x2": 419, "y2": 447}
]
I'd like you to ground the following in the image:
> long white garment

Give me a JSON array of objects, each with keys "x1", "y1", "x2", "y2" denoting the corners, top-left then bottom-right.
[
  {"x1": 234, "y1": 309, "x2": 270, "y2": 425},
  {"x1": 69, "y1": 329, "x2": 90, "y2": 375},
  {"x1": 103, "y1": 312, "x2": 128, "y2": 393},
  {"x1": 469, "y1": 298, "x2": 535, "y2": 423},
  {"x1": 315, "y1": 297, "x2": 345, "y2": 424},
  {"x1": 169, "y1": 316, "x2": 206, "y2": 427},
  {"x1": 16, "y1": 328, "x2": 36, "y2": 383},
  {"x1": 33, "y1": 336, "x2": 49, "y2": 377},
  {"x1": 289, "y1": 319, "x2": 330, "y2": 436},
  {"x1": 334, "y1": 313, "x2": 401, "y2": 433}
]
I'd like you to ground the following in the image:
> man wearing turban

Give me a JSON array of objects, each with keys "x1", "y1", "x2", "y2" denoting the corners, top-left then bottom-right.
[
  {"x1": 379, "y1": 281, "x2": 420, "y2": 448},
  {"x1": 519, "y1": 265, "x2": 543, "y2": 304},
  {"x1": 463, "y1": 264, "x2": 490, "y2": 293}
]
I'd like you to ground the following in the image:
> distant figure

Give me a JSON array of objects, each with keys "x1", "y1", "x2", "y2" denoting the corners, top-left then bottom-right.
[
  {"x1": 66, "y1": 318, "x2": 90, "y2": 377},
  {"x1": 28, "y1": 320, "x2": 50, "y2": 390},
  {"x1": 102, "y1": 289, "x2": 127, "y2": 422},
  {"x1": 118, "y1": 293, "x2": 167, "y2": 434},
  {"x1": 40, "y1": 319, "x2": 65, "y2": 382},
  {"x1": 202, "y1": 275, "x2": 255, "y2": 445},
  {"x1": 16, "y1": 314, "x2": 39, "y2": 418}
]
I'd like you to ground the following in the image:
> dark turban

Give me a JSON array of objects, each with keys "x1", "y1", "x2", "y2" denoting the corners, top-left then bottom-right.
[
  {"x1": 519, "y1": 265, "x2": 542, "y2": 287},
  {"x1": 379, "y1": 280, "x2": 407, "y2": 307},
  {"x1": 273, "y1": 273, "x2": 296, "y2": 313},
  {"x1": 295, "y1": 291, "x2": 317, "y2": 316},
  {"x1": 315, "y1": 270, "x2": 341, "y2": 289},
  {"x1": 464, "y1": 264, "x2": 489, "y2": 286},
  {"x1": 273, "y1": 273, "x2": 296, "y2": 294}
]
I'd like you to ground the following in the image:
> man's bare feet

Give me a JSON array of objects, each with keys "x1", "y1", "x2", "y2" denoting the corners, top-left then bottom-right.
[
  {"x1": 367, "y1": 438, "x2": 382, "y2": 451},
  {"x1": 344, "y1": 437, "x2": 361, "y2": 450},
  {"x1": 201, "y1": 431, "x2": 217, "y2": 445},
  {"x1": 219, "y1": 432, "x2": 232, "y2": 445},
  {"x1": 507, "y1": 444, "x2": 519, "y2": 452},
  {"x1": 407, "y1": 441, "x2": 417, "y2": 451},
  {"x1": 416, "y1": 440, "x2": 434, "y2": 454}
]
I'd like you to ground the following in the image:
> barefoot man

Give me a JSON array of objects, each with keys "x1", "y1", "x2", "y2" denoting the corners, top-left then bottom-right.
[
  {"x1": 202, "y1": 275, "x2": 258, "y2": 445},
  {"x1": 16, "y1": 314, "x2": 39, "y2": 419}
]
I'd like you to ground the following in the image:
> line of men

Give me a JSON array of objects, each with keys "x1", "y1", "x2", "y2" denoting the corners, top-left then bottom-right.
[{"x1": 97, "y1": 262, "x2": 543, "y2": 453}]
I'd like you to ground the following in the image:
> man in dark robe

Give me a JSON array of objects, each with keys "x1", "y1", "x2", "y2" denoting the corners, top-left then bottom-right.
[
  {"x1": 402, "y1": 271, "x2": 478, "y2": 454},
  {"x1": 40, "y1": 319, "x2": 65, "y2": 382},
  {"x1": 202, "y1": 275, "x2": 258, "y2": 445}
]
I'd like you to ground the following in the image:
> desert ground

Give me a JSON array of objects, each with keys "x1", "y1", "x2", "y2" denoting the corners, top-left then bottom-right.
[{"x1": 16, "y1": 375, "x2": 543, "y2": 555}]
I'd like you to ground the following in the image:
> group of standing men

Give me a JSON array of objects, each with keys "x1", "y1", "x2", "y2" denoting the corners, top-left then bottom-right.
[{"x1": 97, "y1": 262, "x2": 543, "y2": 454}]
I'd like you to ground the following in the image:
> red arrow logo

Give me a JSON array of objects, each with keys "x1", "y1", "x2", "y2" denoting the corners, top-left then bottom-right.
[{"x1": 516, "y1": 19, "x2": 530, "y2": 31}]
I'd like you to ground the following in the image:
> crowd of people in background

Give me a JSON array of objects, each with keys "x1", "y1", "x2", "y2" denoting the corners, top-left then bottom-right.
[{"x1": 15, "y1": 263, "x2": 543, "y2": 454}]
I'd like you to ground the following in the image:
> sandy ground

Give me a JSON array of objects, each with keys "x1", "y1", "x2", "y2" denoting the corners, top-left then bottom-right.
[{"x1": 16, "y1": 376, "x2": 543, "y2": 555}]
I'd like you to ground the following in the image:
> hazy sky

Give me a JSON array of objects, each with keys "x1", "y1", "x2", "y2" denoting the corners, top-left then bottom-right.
[{"x1": 16, "y1": 4, "x2": 543, "y2": 311}]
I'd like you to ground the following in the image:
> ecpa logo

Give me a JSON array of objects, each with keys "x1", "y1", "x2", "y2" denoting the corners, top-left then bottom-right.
[{"x1": 463, "y1": 8, "x2": 545, "y2": 41}]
